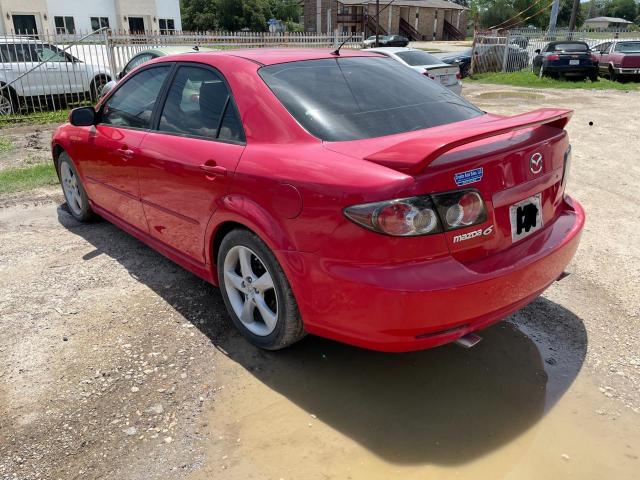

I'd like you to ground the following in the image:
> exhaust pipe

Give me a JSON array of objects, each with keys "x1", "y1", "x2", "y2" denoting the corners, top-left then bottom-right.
[{"x1": 455, "y1": 332, "x2": 482, "y2": 349}]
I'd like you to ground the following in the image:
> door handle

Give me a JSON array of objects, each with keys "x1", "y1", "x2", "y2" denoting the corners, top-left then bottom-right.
[
  {"x1": 200, "y1": 164, "x2": 227, "y2": 177},
  {"x1": 118, "y1": 146, "x2": 134, "y2": 160}
]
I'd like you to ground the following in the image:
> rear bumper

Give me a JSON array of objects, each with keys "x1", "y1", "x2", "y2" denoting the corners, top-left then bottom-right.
[
  {"x1": 614, "y1": 67, "x2": 640, "y2": 75},
  {"x1": 447, "y1": 82, "x2": 463, "y2": 95},
  {"x1": 281, "y1": 196, "x2": 584, "y2": 352},
  {"x1": 544, "y1": 65, "x2": 597, "y2": 75}
]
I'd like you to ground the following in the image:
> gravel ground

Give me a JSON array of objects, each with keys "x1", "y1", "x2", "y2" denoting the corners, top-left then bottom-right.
[
  {"x1": 0, "y1": 124, "x2": 57, "y2": 171},
  {"x1": 0, "y1": 83, "x2": 639, "y2": 479}
]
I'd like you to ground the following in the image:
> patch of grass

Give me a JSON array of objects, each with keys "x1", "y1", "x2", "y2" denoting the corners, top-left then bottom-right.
[
  {"x1": 0, "y1": 137, "x2": 12, "y2": 153},
  {"x1": 0, "y1": 109, "x2": 70, "y2": 129},
  {"x1": 0, "y1": 162, "x2": 59, "y2": 194},
  {"x1": 467, "y1": 70, "x2": 640, "y2": 91}
]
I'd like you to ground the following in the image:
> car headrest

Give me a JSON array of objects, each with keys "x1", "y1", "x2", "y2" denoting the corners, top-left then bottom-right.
[{"x1": 199, "y1": 81, "x2": 228, "y2": 115}]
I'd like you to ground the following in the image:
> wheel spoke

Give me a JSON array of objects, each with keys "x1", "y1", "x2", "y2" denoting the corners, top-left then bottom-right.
[
  {"x1": 254, "y1": 295, "x2": 277, "y2": 331},
  {"x1": 239, "y1": 297, "x2": 255, "y2": 324},
  {"x1": 253, "y1": 271, "x2": 273, "y2": 293},
  {"x1": 224, "y1": 270, "x2": 244, "y2": 292},
  {"x1": 238, "y1": 247, "x2": 253, "y2": 279},
  {"x1": 73, "y1": 190, "x2": 82, "y2": 208}
]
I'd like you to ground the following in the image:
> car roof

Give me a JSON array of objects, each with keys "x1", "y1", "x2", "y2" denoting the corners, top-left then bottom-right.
[
  {"x1": 547, "y1": 40, "x2": 588, "y2": 46},
  {"x1": 162, "y1": 48, "x2": 382, "y2": 66}
]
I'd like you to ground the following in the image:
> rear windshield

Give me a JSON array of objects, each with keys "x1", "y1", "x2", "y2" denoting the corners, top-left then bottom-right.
[
  {"x1": 259, "y1": 57, "x2": 482, "y2": 142},
  {"x1": 395, "y1": 50, "x2": 443, "y2": 66},
  {"x1": 616, "y1": 42, "x2": 640, "y2": 53},
  {"x1": 552, "y1": 43, "x2": 589, "y2": 51}
]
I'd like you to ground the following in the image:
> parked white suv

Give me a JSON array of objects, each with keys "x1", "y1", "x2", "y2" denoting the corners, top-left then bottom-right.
[{"x1": 0, "y1": 38, "x2": 112, "y2": 115}]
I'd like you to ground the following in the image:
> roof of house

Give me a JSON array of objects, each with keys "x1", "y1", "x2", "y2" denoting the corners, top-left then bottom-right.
[
  {"x1": 584, "y1": 16, "x2": 633, "y2": 24},
  {"x1": 334, "y1": 0, "x2": 467, "y2": 10}
]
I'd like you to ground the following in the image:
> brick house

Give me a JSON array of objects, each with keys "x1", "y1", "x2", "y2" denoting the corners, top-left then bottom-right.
[{"x1": 302, "y1": 0, "x2": 468, "y2": 41}]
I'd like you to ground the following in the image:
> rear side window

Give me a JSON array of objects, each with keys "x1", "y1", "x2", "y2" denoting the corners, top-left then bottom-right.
[
  {"x1": 616, "y1": 42, "x2": 640, "y2": 53},
  {"x1": 551, "y1": 43, "x2": 588, "y2": 52},
  {"x1": 395, "y1": 50, "x2": 443, "y2": 66},
  {"x1": 124, "y1": 53, "x2": 155, "y2": 75},
  {"x1": 259, "y1": 57, "x2": 481, "y2": 142},
  {"x1": 158, "y1": 65, "x2": 244, "y2": 143},
  {"x1": 101, "y1": 65, "x2": 171, "y2": 129}
]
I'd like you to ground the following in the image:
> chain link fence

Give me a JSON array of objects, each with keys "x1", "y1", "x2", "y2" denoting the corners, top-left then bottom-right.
[
  {"x1": 0, "y1": 30, "x2": 363, "y2": 120},
  {"x1": 471, "y1": 28, "x2": 640, "y2": 75}
]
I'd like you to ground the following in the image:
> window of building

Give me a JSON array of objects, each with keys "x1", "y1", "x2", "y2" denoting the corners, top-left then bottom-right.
[
  {"x1": 54, "y1": 16, "x2": 76, "y2": 34},
  {"x1": 90, "y1": 17, "x2": 110, "y2": 31},
  {"x1": 159, "y1": 19, "x2": 175, "y2": 35}
]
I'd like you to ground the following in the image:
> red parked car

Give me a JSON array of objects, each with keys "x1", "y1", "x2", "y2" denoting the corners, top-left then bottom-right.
[
  {"x1": 592, "y1": 40, "x2": 640, "y2": 80},
  {"x1": 52, "y1": 49, "x2": 584, "y2": 352}
]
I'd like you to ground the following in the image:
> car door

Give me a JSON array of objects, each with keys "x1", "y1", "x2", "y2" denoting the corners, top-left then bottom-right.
[
  {"x1": 595, "y1": 42, "x2": 611, "y2": 73},
  {"x1": 137, "y1": 63, "x2": 246, "y2": 263},
  {"x1": 30, "y1": 43, "x2": 82, "y2": 95},
  {"x1": 0, "y1": 42, "x2": 46, "y2": 98},
  {"x1": 76, "y1": 64, "x2": 172, "y2": 232}
]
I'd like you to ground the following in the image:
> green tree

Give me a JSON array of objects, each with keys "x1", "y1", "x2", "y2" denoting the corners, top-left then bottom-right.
[
  {"x1": 181, "y1": 0, "x2": 220, "y2": 31},
  {"x1": 603, "y1": 0, "x2": 638, "y2": 21}
]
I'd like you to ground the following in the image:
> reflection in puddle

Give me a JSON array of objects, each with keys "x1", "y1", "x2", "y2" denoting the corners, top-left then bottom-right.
[{"x1": 193, "y1": 298, "x2": 589, "y2": 478}]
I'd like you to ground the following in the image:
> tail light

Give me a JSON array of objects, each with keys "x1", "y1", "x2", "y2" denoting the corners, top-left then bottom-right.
[
  {"x1": 344, "y1": 189, "x2": 487, "y2": 237},
  {"x1": 456, "y1": 72, "x2": 462, "y2": 81},
  {"x1": 547, "y1": 54, "x2": 560, "y2": 61},
  {"x1": 423, "y1": 70, "x2": 435, "y2": 79}
]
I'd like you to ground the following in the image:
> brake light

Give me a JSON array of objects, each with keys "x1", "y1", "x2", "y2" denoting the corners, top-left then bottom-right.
[
  {"x1": 456, "y1": 72, "x2": 462, "y2": 81},
  {"x1": 344, "y1": 189, "x2": 487, "y2": 236},
  {"x1": 423, "y1": 70, "x2": 435, "y2": 79},
  {"x1": 547, "y1": 54, "x2": 560, "y2": 61},
  {"x1": 432, "y1": 190, "x2": 487, "y2": 230}
]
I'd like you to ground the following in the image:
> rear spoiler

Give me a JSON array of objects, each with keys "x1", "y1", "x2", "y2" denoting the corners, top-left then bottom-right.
[{"x1": 364, "y1": 108, "x2": 573, "y2": 174}]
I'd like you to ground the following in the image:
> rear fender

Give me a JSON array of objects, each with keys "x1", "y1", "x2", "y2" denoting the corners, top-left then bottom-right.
[{"x1": 205, "y1": 194, "x2": 297, "y2": 278}]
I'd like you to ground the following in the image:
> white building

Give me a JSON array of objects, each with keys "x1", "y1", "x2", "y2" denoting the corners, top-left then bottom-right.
[
  {"x1": 583, "y1": 16, "x2": 633, "y2": 30},
  {"x1": 0, "y1": 0, "x2": 182, "y2": 35}
]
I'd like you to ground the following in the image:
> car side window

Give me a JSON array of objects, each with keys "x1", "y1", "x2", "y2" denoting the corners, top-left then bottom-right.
[
  {"x1": 124, "y1": 53, "x2": 154, "y2": 75},
  {"x1": 32, "y1": 44, "x2": 68, "y2": 62},
  {"x1": 603, "y1": 44, "x2": 612, "y2": 54},
  {"x1": 101, "y1": 65, "x2": 171, "y2": 129},
  {"x1": 158, "y1": 65, "x2": 244, "y2": 143},
  {"x1": 0, "y1": 43, "x2": 35, "y2": 62}
]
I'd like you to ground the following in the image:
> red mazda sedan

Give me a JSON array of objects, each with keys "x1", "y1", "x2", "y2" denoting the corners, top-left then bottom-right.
[{"x1": 52, "y1": 49, "x2": 584, "y2": 352}]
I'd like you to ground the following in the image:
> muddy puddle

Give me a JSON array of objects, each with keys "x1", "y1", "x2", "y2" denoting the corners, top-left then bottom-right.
[{"x1": 191, "y1": 300, "x2": 639, "y2": 479}]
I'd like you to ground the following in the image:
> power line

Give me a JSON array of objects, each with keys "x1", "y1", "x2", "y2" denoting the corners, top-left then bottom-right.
[{"x1": 489, "y1": 0, "x2": 547, "y2": 30}]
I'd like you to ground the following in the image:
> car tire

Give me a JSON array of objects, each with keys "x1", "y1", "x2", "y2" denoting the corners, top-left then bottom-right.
[
  {"x1": 57, "y1": 152, "x2": 95, "y2": 222},
  {"x1": 609, "y1": 66, "x2": 618, "y2": 82},
  {"x1": 217, "y1": 228, "x2": 305, "y2": 350},
  {"x1": 90, "y1": 75, "x2": 110, "y2": 102},
  {"x1": 0, "y1": 86, "x2": 18, "y2": 116},
  {"x1": 589, "y1": 73, "x2": 599, "y2": 82}
]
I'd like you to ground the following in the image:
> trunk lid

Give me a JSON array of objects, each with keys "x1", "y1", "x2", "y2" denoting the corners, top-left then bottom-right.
[
  {"x1": 324, "y1": 109, "x2": 572, "y2": 261},
  {"x1": 621, "y1": 54, "x2": 640, "y2": 68},
  {"x1": 423, "y1": 65, "x2": 459, "y2": 87}
]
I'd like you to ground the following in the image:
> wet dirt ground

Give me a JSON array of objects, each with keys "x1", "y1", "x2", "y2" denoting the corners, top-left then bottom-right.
[{"x1": 1, "y1": 84, "x2": 639, "y2": 479}]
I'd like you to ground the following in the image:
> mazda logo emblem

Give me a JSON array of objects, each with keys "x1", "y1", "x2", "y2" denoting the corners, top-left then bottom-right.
[{"x1": 530, "y1": 152, "x2": 543, "y2": 174}]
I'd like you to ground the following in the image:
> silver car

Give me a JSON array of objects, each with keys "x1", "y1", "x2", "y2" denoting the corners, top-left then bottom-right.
[{"x1": 368, "y1": 47, "x2": 462, "y2": 95}]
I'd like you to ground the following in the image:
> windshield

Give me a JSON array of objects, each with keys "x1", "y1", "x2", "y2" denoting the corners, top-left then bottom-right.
[
  {"x1": 259, "y1": 57, "x2": 482, "y2": 142},
  {"x1": 395, "y1": 50, "x2": 443, "y2": 66},
  {"x1": 616, "y1": 42, "x2": 640, "y2": 53},
  {"x1": 552, "y1": 43, "x2": 588, "y2": 51}
]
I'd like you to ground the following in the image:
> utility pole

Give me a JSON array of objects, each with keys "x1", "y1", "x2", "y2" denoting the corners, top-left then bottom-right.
[
  {"x1": 569, "y1": 0, "x2": 581, "y2": 31},
  {"x1": 375, "y1": 0, "x2": 380, "y2": 47},
  {"x1": 548, "y1": 0, "x2": 560, "y2": 38}
]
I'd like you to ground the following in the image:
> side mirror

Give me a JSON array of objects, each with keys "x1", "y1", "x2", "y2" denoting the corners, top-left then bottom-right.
[
  {"x1": 116, "y1": 71, "x2": 124, "y2": 80},
  {"x1": 69, "y1": 107, "x2": 96, "y2": 126},
  {"x1": 534, "y1": 49, "x2": 541, "y2": 54}
]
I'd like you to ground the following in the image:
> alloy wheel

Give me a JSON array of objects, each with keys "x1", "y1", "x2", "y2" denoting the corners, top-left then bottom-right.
[
  {"x1": 60, "y1": 161, "x2": 83, "y2": 216},
  {"x1": 0, "y1": 95, "x2": 13, "y2": 116},
  {"x1": 223, "y1": 245, "x2": 278, "y2": 336}
]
